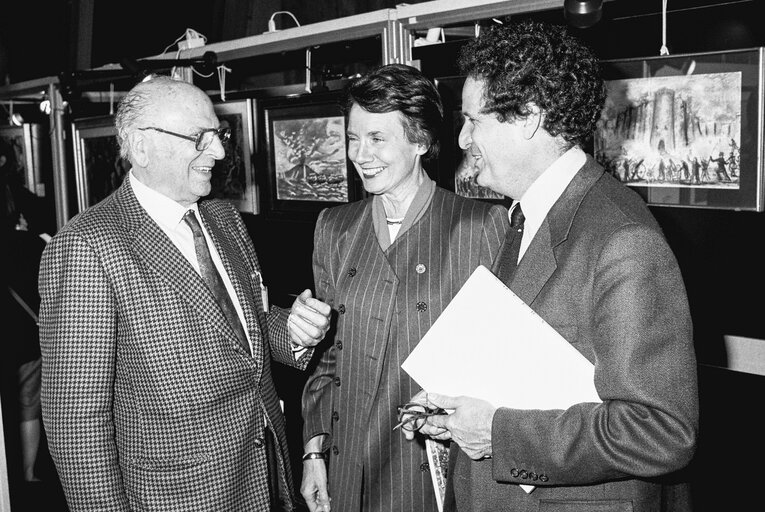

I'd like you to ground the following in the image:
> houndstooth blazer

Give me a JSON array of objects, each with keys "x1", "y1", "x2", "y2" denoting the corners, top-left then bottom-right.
[
  {"x1": 302, "y1": 187, "x2": 509, "y2": 512},
  {"x1": 39, "y1": 178, "x2": 307, "y2": 511}
]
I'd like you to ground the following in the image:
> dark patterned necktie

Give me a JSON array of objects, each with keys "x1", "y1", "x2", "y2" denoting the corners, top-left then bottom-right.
[
  {"x1": 183, "y1": 210, "x2": 251, "y2": 355},
  {"x1": 496, "y1": 204, "x2": 525, "y2": 284}
]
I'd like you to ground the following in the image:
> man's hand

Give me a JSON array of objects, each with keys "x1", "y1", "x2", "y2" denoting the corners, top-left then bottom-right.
[
  {"x1": 402, "y1": 391, "x2": 496, "y2": 460},
  {"x1": 288, "y1": 289, "x2": 331, "y2": 348},
  {"x1": 301, "y1": 458, "x2": 331, "y2": 512}
]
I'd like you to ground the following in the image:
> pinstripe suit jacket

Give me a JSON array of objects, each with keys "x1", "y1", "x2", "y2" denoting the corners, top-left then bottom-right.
[
  {"x1": 302, "y1": 187, "x2": 508, "y2": 512},
  {"x1": 446, "y1": 158, "x2": 698, "y2": 512},
  {"x1": 39, "y1": 179, "x2": 306, "y2": 511}
]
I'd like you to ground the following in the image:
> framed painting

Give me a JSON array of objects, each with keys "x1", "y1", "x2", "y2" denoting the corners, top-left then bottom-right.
[
  {"x1": 208, "y1": 99, "x2": 259, "y2": 213},
  {"x1": 434, "y1": 76, "x2": 509, "y2": 206},
  {"x1": 72, "y1": 116, "x2": 131, "y2": 212},
  {"x1": 595, "y1": 47, "x2": 765, "y2": 211},
  {"x1": 0, "y1": 123, "x2": 44, "y2": 196},
  {"x1": 260, "y1": 92, "x2": 361, "y2": 217}
]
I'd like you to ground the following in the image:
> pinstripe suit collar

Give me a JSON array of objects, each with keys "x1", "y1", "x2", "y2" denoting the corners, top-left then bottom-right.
[{"x1": 510, "y1": 156, "x2": 604, "y2": 305}]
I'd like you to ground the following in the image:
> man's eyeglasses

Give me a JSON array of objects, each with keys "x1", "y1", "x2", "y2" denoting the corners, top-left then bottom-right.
[
  {"x1": 138, "y1": 126, "x2": 231, "y2": 151},
  {"x1": 393, "y1": 401, "x2": 446, "y2": 432}
]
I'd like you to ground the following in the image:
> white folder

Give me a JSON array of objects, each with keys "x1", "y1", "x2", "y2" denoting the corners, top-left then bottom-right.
[{"x1": 402, "y1": 265, "x2": 600, "y2": 410}]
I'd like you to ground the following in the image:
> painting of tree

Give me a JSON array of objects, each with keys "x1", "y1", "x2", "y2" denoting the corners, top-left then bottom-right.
[{"x1": 272, "y1": 115, "x2": 347, "y2": 202}]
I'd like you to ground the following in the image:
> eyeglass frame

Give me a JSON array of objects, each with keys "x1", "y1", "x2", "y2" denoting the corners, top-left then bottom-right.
[
  {"x1": 137, "y1": 126, "x2": 231, "y2": 151},
  {"x1": 393, "y1": 401, "x2": 447, "y2": 432}
]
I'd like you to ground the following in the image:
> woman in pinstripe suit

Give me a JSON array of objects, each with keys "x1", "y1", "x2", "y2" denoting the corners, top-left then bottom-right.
[{"x1": 300, "y1": 64, "x2": 508, "y2": 512}]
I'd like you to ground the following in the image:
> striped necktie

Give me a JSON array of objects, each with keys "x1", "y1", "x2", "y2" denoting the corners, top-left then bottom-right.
[{"x1": 496, "y1": 204, "x2": 525, "y2": 284}]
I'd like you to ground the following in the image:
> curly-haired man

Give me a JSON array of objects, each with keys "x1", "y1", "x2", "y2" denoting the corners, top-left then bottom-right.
[{"x1": 405, "y1": 20, "x2": 698, "y2": 512}]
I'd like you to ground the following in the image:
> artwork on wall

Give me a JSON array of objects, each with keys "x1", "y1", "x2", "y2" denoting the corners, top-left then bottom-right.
[
  {"x1": 72, "y1": 116, "x2": 132, "y2": 212},
  {"x1": 261, "y1": 92, "x2": 361, "y2": 216},
  {"x1": 595, "y1": 47, "x2": 764, "y2": 211},
  {"x1": 0, "y1": 123, "x2": 44, "y2": 196},
  {"x1": 209, "y1": 99, "x2": 259, "y2": 213},
  {"x1": 434, "y1": 76, "x2": 508, "y2": 205}
]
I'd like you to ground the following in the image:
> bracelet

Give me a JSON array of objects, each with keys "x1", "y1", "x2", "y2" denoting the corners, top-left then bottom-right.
[{"x1": 302, "y1": 451, "x2": 327, "y2": 462}]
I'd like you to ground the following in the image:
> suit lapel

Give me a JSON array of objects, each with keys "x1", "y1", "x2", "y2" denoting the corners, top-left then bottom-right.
[
  {"x1": 510, "y1": 157, "x2": 605, "y2": 306},
  {"x1": 114, "y1": 181, "x2": 247, "y2": 355},
  {"x1": 512, "y1": 220, "x2": 556, "y2": 305},
  {"x1": 199, "y1": 203, "x2": 261, "y2": 360}
]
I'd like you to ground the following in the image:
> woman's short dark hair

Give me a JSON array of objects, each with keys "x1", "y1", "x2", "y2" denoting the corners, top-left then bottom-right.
[
  {"x1": 457, "y1": 20, "x2": 606, "y2": 149},
  {"x1": 344, "y1": 63, "x2": 444, "y2": 162}
]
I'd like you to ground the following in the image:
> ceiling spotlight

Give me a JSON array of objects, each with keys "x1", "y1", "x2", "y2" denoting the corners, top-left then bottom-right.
[{"x1": 564, "y1": 0, "x2": 604, "y2": 29}]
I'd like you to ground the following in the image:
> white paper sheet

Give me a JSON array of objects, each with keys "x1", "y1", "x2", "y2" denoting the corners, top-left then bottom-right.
[
  {"x1": 402, "y1": 265, "x2": 600, "y2": 409},
  {"x1": 401, "y1": 265, "x2": 601, "y2": 493}
]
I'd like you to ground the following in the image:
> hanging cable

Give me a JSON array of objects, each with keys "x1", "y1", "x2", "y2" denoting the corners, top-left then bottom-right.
[
  {"x1": 660, "y1": 0, "x2": 669, "y2": 55},
  {"x1": 217, "y1": 65, "x2": 232, "y2": 101},
  {"x1": 305, "y1": 48, "x2": 312, "y2": 93},
  {"x1": 268, "y1": 11, "x2": 301, "y2": 32}
]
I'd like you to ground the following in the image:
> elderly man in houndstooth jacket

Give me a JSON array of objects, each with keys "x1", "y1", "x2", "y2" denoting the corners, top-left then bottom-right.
[{"x1": 39, "y1": 75, "x2": 331, "y2": 511}]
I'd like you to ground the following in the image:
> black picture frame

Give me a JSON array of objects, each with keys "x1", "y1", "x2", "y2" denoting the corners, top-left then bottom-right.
[
  {"x1": 0, "y1": 123, "x2": 44, "y2": 195},
  {"x1": 433, "y1": 76, "x2": 510, "y2": 207},
  {"x1": 595, "y1": 47, "x2": 764, "y2": 211},
  {"x1": 209, "y1": 99, "x2": 259, "y2": 213},
  {"x1": 260, "y1": 91, "x2": 361, "y2": 218},
  {"x1": 71, "y1": 116, "x2": 132, "y2": 212}
]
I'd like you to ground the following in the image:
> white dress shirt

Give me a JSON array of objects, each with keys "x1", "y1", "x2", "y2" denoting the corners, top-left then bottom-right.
[
  {"x1": 513, "y1": 146, "x2": 586, "y2": 263},
  {"x1": 129, "y1": 171, "x2": 254, "y2": 352}
]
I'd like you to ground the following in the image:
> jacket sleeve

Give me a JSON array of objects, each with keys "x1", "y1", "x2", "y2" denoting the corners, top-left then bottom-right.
[
  {"x1": 490, "y1": 223, "x2": 698, "y2": 485},
  {"x1": 301, "y1": 208, "x2": 337, "y2": 446},
  {"x1": 264, "y1": 304, "x2": 314, "y2": 368},
  {"x1": 39, "y1": 229, "x2": 131, "y2": 511}
]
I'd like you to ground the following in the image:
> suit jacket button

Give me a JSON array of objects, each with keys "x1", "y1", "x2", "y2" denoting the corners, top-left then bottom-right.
[
  {"x1": 416, "y1": 301, "x2": 427, "y2": 312},
  {"x1": 347, "y1": 267, "x2": 357, "y2": 277},
  {"x1": 332, "y1": 445, "x2": 339, "y2": 455},
  {"x1": 333, "y1": 377, "x2": 341, "y2": 387},
  {"x1": 332, "y1": 411, "x2": 339, "y2": 421},
  {"x1": 510, "y1": 468, "x2": 519, "y2": 478},
  {"x1": 338, "y1": 304, "x2": 346, "y2": 314},
  {"x1": 335, "y1": 340, "x2": 343, "y2": 350},
  {"x1": 539, "y1": 474, "x2": 549, "y2": 482},
  {"x1": 415, "y1": 263, "x2": 426, "y2": 274},
  {"x1": 420, "y1": 462, "x2": 430, "y2": 472},
  {"x1": 529, "y1": 472, "x2": 538, "y2": 481},
  {"x1": 519, "y1": 470, "x2": 528, "y2": 479},
  {"x1": 254, "y1": 437, "x2": 264, "y2": 448}
]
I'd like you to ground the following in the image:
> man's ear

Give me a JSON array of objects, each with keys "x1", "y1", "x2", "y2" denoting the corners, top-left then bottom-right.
[
  {"x1": 129, "y1": 131, "x2": 150, "y2": 168},
  {"x1": 522, "y1": 103, "x2": 544, "y2": 140}
]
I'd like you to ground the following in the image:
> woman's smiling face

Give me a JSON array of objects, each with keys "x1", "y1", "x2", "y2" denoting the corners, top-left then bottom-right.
[{"x1": 346, "y1": 104, "x2": 426, "y2": 198}]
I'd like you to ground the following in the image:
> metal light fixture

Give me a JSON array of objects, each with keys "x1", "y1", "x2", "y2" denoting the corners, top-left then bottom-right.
[{"x1": 564, "y1": 0, "x2": 604, "y2": 29}]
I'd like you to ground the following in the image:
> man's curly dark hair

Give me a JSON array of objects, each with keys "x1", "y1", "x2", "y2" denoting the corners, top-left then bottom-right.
[{"x1": 457, "y1": 20, "x2": 605, "y2": 149}]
